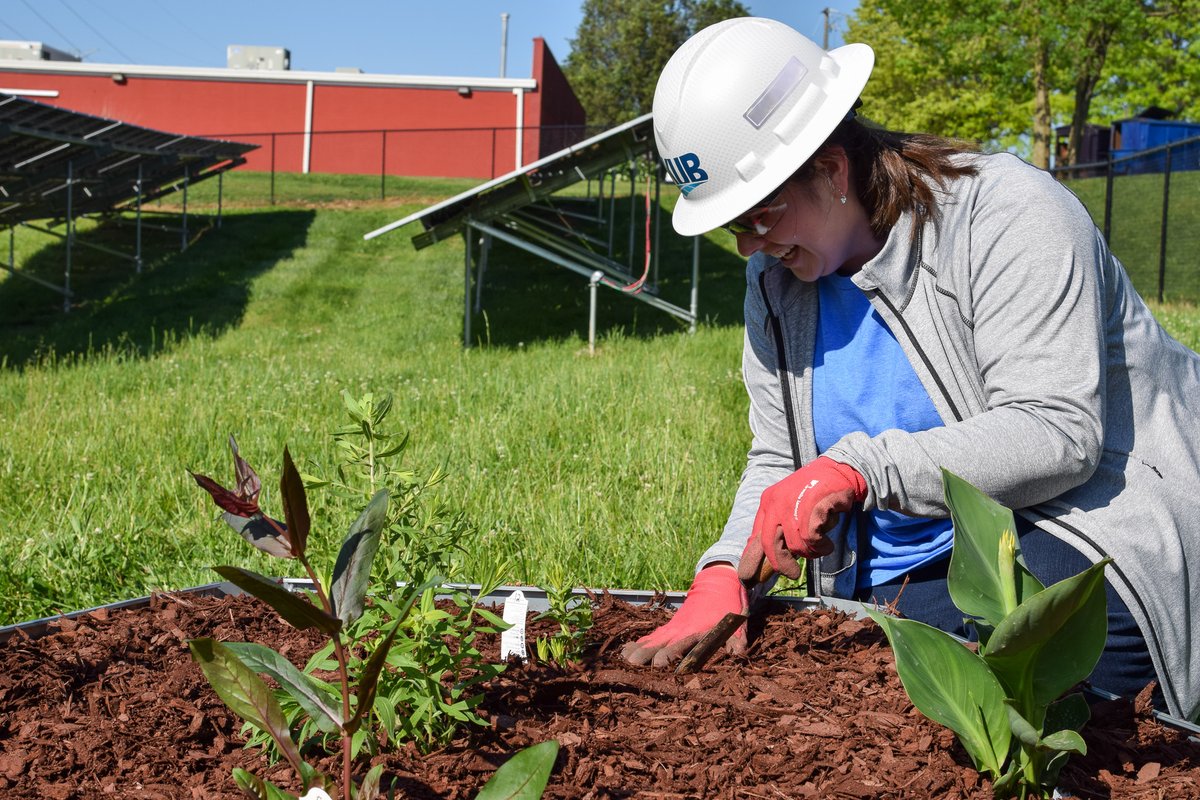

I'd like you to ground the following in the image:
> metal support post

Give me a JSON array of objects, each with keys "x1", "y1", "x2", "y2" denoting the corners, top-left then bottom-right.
[
  {"x1": 607, "y1": 171, "x2": 617, "y2": 257},
  {"x1": 65, "y1": 161, "x2": 74, "y2": 312},
  {"x1": 1157, "y1": 145, "x2": 1172, "y2": 303},
  {"x1": 380, "y1": 131, "x2": 387, "y2": 200},
  {"x1": 474, "y1": 232, "x2": 491, "y2": 313},
  {"x1": 181, "y1": 165, "x2": 190, "y2": 252},
  {"x1": 463, "y1": 223, "x2": 475, "y2": 347},
  {"x1": 652, "y1": 163, "x2": 662, "y2": 288},
  {"x1": 589, "y1": 270, "x2": 603, "y2": 355},
  {"x1": 1103, "y1": 156, "x2": 1114, "y2": 244},
  {"x1": 690, "y1": 236, "x2": 700, "y2": 333},
  {"x1": 217, "y1": 170, "x2": 224, "y2": 229},
  {"x1": 270, "y1": 133, "x2": 277, "y2": 206},
  {"x1": 627, "y1": 164, "x2": 637, "y2": 274}
]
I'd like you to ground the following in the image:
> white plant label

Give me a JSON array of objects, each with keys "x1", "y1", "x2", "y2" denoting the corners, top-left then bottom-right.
[{"x1": 500, "y1": 589, "x2": 529, "y2": 661}]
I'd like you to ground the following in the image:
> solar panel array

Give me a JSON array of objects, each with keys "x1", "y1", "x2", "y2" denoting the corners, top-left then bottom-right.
[
  {"x1": 364, "y1": 114, "x2": 706, "y2": 349},
  {"x1": 0, "y1": 92, "x2": 257, "y2": 225},
  {"x1": 365, "y1": 114, "x2": 656, "y2": 249}
]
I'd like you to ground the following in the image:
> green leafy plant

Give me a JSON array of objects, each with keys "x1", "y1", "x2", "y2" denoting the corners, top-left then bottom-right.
[
  {"x1": 304, "y1": 391, "x2": 470, "y2": 590},
  {"x1": 864, "y1": 469, "x2": 1111, "y2": 799},
  {"x1": 475, "y1": 740, "x2": 560, "y2": 800},
  {"x1": 532, "y1": 565, "x2": 594, "y2": 666},
  {"x1": 190, "y1": 439, "x2": 439, "y2": 799},
  {"x1": 297, "y1": 392, "x2": 511, "y2": 752}
]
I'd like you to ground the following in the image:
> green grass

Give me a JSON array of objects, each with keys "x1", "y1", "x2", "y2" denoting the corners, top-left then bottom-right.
[
  {"x1": 1059, "y1": 169, "x2": 1200, "y2": 304},
  {"x1": 1, "y1": 170, "x2": 1197, "y2": 626},
  {"x1": 0, "y1": 173, "x2": 751, "y2": 624}
]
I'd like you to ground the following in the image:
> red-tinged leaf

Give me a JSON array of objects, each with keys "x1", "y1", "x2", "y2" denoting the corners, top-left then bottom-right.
[
  {"x1": 189, "y1": 638, "x2": 308, "y2": 787},
  {"x1": 222, "y1": 512, "x2": 293, "y2": 559},
  {"x1": 191, "y1": 471, "x2": 261, "y2": 517},
  {"x1": 330, "y1": 489, "x2": 388, "y2": 625},
  {"x1": 348, "y1": 619, "x2": 402, "y2": 734},
  {"x1": 280, "y1": 448, "x2": 310, "y2": 558},
  {"x1": 229, "y1": 435, "x2": 263, "y2": 505},
  {"x1": 348, "y1": 576, "x2": 438, "y2": 733},
  {"x1": 214, "y1": 566, "x2": 341, "y2": 635}
]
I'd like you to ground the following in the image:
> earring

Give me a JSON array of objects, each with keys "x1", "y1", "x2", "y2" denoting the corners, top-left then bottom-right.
[{"x1": 840, "y1": 194, "x2": 847, "y2": 205}]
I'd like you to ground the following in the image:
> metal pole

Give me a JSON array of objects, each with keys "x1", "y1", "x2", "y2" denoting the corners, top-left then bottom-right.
[
  {"x1": 1103, "y1": 154, "x2": 1114, "y2": 244},
  {"x1": 1158, "y1": 145, "x2": 1172, "y2": 303},
  {"x1": 690, "y1": 235, "x2": 700, "y2": 333},
  {"x1": 607, "y1": 171, "x2": 617, "y2": 257},
  {"x1": 499, "y1": 13, "x2": 509, "y2": 77},
  {"x1": 463, "y1": 224, "x2": 474, "y2": 347},
  {"x1": 380, "y1": 130, "x2": 387, "y2": 200},
  {"x1": 589, "y1": 270, "x2": 603, "y2": 355},
  {"x1": 270, "y1": 133, "x2": 277, "y2": 206},
  {"x1": 627, "y1": 164, "x2": 637, "y2": 274},
  {"x1": 65, "y1": 161, "x2": 73, "y2": 312},
  {"x1": 135, "y1": 162, "x2": 143, "y2": 273},
  {"x1": 474, "y1": 232, "x2": 491, "y2": 313},
  {"x1": 652, "y1": 163, "x2": 662, "y2": 287},
  {"x1": 217, "y1": 170, "x2": 224, "y2": 229},
  {"x1": 181, "y1": 165, "x2": 189, "y2": 252}
]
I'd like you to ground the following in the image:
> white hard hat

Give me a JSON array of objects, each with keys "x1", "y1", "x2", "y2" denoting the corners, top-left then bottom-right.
[{"x1": 653, "y1": 17, "x2": 874, "y2": 236}]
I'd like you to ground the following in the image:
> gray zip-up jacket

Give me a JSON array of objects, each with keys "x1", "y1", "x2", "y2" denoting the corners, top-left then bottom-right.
[{"x1": 699, "y1": 152, "x2": 1200, "y2": 722}]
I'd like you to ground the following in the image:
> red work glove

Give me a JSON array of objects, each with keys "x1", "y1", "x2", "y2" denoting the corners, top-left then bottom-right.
[
  {"x1": 739, "y1": 456, "x2": 867, "y2": 581},
  {"x1": 621, "y1": 564, "x2": 748, "y2": 668}
]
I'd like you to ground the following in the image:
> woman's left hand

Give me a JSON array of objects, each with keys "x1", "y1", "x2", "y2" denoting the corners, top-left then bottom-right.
[{"x1": 747, "y1": 456, "x2": 867, "y2": 579}]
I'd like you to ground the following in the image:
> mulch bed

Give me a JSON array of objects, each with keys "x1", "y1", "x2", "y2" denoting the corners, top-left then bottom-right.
[{"x1": 1, "y1": 589, "x2": 1197, "y2": 799}]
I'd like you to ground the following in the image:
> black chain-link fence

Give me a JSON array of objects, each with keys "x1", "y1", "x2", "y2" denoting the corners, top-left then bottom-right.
[
  {"x1": 183, "y1": 123, "x2": 1200, "y2": 304},
  {"x1": 1056, "y1": 134, "x2": 1200, "y2": 304}
]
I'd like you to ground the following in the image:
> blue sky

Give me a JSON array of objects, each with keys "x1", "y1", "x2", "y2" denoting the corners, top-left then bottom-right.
[{"x1": 1, "y1": 1, "x2": 858, "y2": 78}]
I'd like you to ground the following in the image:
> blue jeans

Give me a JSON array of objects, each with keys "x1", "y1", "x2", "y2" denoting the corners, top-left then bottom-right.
[{"x1": 852, "y1": 523, "x2": 1162, "y2": 707}]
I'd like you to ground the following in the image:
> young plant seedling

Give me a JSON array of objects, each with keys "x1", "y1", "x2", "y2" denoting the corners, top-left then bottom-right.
[
  {"x1": 864, "y1": 469, "x2": 1111, "y2": 799},
  {"x1": 300, "y1": 391, "x2": 512, "y2": 753},
  {"x1": 190, "y1": 437, "x2": 438, "y2": 800},
  {"x1": 532, "y1": 565, "x2": 594, "y2": 666}
]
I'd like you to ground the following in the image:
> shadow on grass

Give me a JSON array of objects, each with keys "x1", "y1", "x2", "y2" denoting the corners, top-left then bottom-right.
[
  {"x1": 463, "y1": 201, "x2": 747, "y2": 348},
  {"x1": 0, "y1": 209, "x2": 316, "y2": 367}
]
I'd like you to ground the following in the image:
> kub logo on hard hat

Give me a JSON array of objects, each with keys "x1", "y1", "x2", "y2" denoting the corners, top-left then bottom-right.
[{"x1": 662, "y1": 152, "x2": 708, "y2": 197}]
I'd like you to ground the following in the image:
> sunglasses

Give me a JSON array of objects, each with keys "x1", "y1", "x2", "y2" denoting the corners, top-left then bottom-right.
[{"x1": 722, "y1": 185, "x2": 788, "y2": 236}]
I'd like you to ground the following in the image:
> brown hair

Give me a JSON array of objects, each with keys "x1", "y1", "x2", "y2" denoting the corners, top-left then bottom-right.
[{"x1": 796, "y1": 118, "x2": 979, "y2": 239}]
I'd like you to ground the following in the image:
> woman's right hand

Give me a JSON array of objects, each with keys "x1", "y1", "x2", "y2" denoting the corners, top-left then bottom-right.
[{"x1": 620, "y1": 563, "x2": 749, "y2": 668}]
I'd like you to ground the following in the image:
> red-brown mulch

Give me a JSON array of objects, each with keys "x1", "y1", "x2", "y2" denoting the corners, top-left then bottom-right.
[{"x1": 0, "y1": 590, "x2": 1197, "y2": 799}]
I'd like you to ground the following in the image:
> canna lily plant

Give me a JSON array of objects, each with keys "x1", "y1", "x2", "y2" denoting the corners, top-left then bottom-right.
[
  {"x1": 190, "y1": 436, "x2": 430, "y2": 799},
  {"x1": 865, "y1": 469, "x2": 1111, "y2": 799},
  {"x1": 189, "y1": 435, "x2": 559, "y2": 800}
]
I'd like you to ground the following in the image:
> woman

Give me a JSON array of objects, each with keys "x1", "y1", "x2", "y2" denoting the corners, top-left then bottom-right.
[{"x1": 621, "y1": 17, "x2": 1200, "y2": 723}]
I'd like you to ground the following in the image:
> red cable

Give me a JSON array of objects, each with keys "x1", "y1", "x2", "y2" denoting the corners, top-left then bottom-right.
[{"x1": 602, "y1": 170, "x2": 652, "y2": 294}]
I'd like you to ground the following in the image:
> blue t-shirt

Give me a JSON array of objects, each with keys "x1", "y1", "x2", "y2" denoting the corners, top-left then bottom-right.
[{"x1": 813, "y1": 273, "x2": 953, "y2": 589}]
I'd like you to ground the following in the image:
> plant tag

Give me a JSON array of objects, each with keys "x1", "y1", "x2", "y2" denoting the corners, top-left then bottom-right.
[{"x1": 500, "y1": 590, "x2": 528, "y2": 661}]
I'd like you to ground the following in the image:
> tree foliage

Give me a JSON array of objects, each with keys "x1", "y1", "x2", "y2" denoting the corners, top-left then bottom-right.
[
  {"x1": 564, "y1": 0, "x2": 749, "y2": 127},
  {"x1": 845, "y1": 0, "x2": 1199, "y2": 167},
  {"x1": 1096, "y1": 0, "x2": 1200, "y2": 122}
]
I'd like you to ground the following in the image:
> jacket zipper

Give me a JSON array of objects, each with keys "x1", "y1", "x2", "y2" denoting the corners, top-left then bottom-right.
[{"x1": 758, "y1": 269, "x2": 815, "y2": 595}]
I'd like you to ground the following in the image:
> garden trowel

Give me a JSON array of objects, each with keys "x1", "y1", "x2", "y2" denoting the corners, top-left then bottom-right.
[{"x1": 675, "y1": 557, "x2": 775, "y2": 674}]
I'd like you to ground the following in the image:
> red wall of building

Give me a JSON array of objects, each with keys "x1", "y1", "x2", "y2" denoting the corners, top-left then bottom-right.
[
  {"x1": 0, "y1": 39, "x2": 586, "y2": 179},
  {"x1": 529, "y1": 37, "x2": 587, "y2": 159}
]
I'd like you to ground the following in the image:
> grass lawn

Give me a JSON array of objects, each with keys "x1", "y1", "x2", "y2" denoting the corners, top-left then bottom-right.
[{"x1": 0, "y1": 170, "x2": 1197, "y2": 625}]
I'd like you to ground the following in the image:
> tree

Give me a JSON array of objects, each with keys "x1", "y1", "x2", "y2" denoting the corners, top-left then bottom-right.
[
  {"x1": 845, "y1": 0, "x2": 1198, "y2": 168},
  {"x1": 844, "y1": 0, "x2": 1035, "y2": 152},
  {"x1": 563, "y1": 0, "x2": 749, "y2": 128},
  {"x1": 1095, "y1": 0, "x2": 1200, "y2": 123}
]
